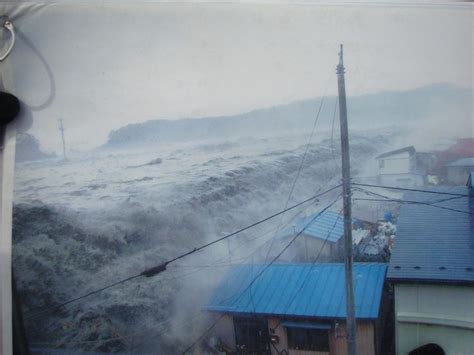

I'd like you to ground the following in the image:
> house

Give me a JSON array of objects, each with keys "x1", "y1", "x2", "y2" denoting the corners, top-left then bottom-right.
[
  {"x1": 386, "y1": 178, "x2": 474, "y2": 354},
  {"x1": 205, "y1": 263, "x2": 389, "y2": 355},
  {"x1": 445, "y1": 157, "x2": 474, "y2": 185},
  {"x1": 431, "y1": 138, "x2": 474, "y2": 182},
  {"x1": 264, "y1": 211, "x2": 366, "y2": 263},
  {"x1": 270, "y1": 211, "x2": 345, "y2": 262},
  {"x1": 433, "y1": 138, "x2": 474, "y2": 165},
  {"x1": 375, "y1": 146, "x2": 424, "y2": 187}
]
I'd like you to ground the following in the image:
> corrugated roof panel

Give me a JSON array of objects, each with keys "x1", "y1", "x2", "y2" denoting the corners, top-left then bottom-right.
[
  {"x1": 279, "y1": 210, "x2": 345, "y2": 243},
  {"x1": 387, "y1": 186, "x2": 474, "y2": 283},
  {"x1": 206, "y1": 263, "x2": 387, "y2": 319}
]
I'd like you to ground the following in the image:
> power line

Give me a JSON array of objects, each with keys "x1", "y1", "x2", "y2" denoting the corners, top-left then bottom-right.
[
  {"x1": 352, "y1": 182, "x2": 471, "y2": 198},
  {"x1": 181, "y1": 196, "x2": 341, "y2": 354},
  {"x1": 160, "y1": 206, "x2": 324, "y2": 351},
  {"x1": 34, "y1": 203, "x2": 318, "y2": 346},
  {"x1": 264, "y1": 75, "x2": 333, "y2": 261},
  {"x1": 162, "y1": 184, "x2": 341, "y2": 267},
  {"x1": 181, "y1": 71, "x2": 342, "y2": 355},
  {"x1": 178, "y1": 204, "x2": 311, "y2": 270},
  {"x1": 65, "y1": 195, "x2": 341, "y2": 352},
  {"x1": 353, "y1": 186, "x2": 465, "y2": 205},
  {"x1": 181, "y1": 314, "x2": 226, "y2": 354},
  {"x1": 25, "y1": 184, "x2": 342, "y2": 320},
  {"x1": 353, "y1": 197, "x2": 473, "y2": 215},
  {"x1": 29, "y1": 306, "x2": 206, "y2": 349},
  {"x1": 271, "y1": 207, "x2": 344, "y2": 332},
  {"x1": 228, "y1": 196, "x2": 341, "y2": 307},
  {"x1": 285, "y1": 208, "x2": 343, "y2": 309},
  {"x1": 181, "y1": 196, "x2": 342, "y2": 354},
  {"x1": 158, "y1": 205, "x2": 322, "y2": 347},
  {"x1": 265, "y1": 59, "x2": 346, "y2": 343},
  {"x1": 353, "y1": 188, "x2": 473, "y2": 215},
  {"x1": 162, "y1": 207, "x2": 313, "y2": 283}
]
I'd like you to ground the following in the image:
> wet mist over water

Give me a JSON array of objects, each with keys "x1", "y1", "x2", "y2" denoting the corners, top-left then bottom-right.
[
  {"x1": 5, "y1": 1, "x2": 471, "y2": 352},
  {"x1": 12, "y1": 81, "x2": 472, "y2": 353},
  {"x1": 13, "y1": 127, "x2": 393, "y2": 353}
]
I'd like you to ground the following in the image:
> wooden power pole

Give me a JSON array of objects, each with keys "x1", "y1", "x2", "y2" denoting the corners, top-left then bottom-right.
[{"x1": 336, "y1": 44, "x2": 357, "y2": 355}]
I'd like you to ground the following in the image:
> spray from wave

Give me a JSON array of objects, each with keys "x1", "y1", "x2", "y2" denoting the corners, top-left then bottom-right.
[{"x1": 13, "y1": 131, "x2": 390, "y2": 353}]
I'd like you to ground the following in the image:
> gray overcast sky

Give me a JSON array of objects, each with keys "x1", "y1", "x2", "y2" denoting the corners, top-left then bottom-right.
[{"x1": 4, "y1": 2, "x2": 473, "y2": 152}]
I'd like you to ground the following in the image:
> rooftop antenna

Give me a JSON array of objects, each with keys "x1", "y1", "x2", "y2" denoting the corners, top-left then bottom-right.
[{"x1": 58, "y1": 118, "x2": 67, "y2": 160}]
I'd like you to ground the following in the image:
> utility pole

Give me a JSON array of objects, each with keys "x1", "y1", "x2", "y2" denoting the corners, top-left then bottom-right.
[
  {"x1": 58, "y1": 118, "x2": 67, "y2": 160},
  {"x1": 336, "y1": 44, "x2": 357, "y2": 355}
]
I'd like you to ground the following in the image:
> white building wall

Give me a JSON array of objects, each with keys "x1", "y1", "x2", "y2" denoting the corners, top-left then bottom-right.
[
  {"x1": 379, "y1": 173, "x2": 424, "y2": 188},
  {"x1": 378, "y1": 151, "x2": 413, "y2": 175},
  {"x1": 394, "y1": 283, "x2": 474, "y2": 355}
]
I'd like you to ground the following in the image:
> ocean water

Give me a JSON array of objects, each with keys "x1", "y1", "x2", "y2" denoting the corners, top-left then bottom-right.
[{"x1": 13, "y1": 131, "x2": 387, "y2": 353}]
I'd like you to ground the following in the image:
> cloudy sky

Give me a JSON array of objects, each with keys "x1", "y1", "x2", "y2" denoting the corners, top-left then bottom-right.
[{"x1": 4, "y1": 1, "x2": 472, "y2": 152}]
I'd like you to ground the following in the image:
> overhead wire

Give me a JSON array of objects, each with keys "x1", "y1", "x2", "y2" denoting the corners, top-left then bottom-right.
[
  {"x1": 353, "y1": 197, "x2": 473, "y2": 215},
  {"x1": 266, "y1": 94, "x2": 343, "y2": 322},
  {"x1": 179, "y1": 181, "x2": 473, "y2": 352},
  {"x1": 270, "y1": 206, "x2": 344, "y2": 332},
  {"x1": 180, "y1": 195, "x2": 342, "y2": 354},
  {"x1": 24, "y1": 183, "x2": 342, "y2": 321},
  {"x1": 168, "y1": 216, "x2": 318, "y2": 353},
  {"x1": 179, "y1": 88, "x2": 342, "y2": 354},
  {"x1": 285, "y1": 207, "x2": 343, "y2": 308},
  {"x1": 168, "y1": 196, "x2": 341, "y2": 352},
  {"x1": 161, "y1": 206, "x2": 314, "y2": 283},
  {"x1": 29, "y1": 305, "x2": 206, "y2": 350},
  {"x1": 168, "y1": 203, "x2": 311, "y2": 272},
  {"x1": 352, "y1": 186, "x2": 466, "y2": 205},
  {"x1": 263, "y1": 73, "x2": 334, "y2": 261},
  {"x1": 353, "y1": 187, "x2": 473, "y2": 215},
  {"x1": 181, "y1": 313, "x2": 226, "y2": 355},
  {"x1": 226, "y1": 195, "x2": 341, "y2": 307},
  {"x1": 352, "y1": 182, "x2": 471, "y2": 198},
  {"x1": 155, "y1": 185, "x2": 333, "y2": 284}
]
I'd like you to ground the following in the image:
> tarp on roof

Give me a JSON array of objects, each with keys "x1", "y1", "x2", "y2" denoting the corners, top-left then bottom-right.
[
  {"x1": 387, "y1": 186, "x2": 474, "y2": 284},
  {"x1": 206, "y1": 263, "x2": 387, "y2": 319}
]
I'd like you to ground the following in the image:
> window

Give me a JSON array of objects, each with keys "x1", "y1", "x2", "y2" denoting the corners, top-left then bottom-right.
[
  {"x1": 234, "y1": 317, "x2": 271, "y2": 354},
  {"x1": 379, "y1": 160, "x2": 385, "y2": 169},
  {"x1": 287, "y1": 327, "x2": 330, "y2": 352}
]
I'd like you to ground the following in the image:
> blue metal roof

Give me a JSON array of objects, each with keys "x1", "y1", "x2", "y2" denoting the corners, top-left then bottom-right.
[
  {"x1": 206, "y1": 263, "x2": 387, "y2": 319},
  {"x1": 387, "y1": 186, "x2": 474, "y2": 284},
  {"x1": 279, "y1": 211, "x2": 344, "y2": 243}
]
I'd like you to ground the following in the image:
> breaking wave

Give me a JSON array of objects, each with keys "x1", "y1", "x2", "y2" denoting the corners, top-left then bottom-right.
[{"x1": 13, "y1": 133, "x2": 389, "y2": 353}]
